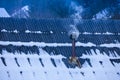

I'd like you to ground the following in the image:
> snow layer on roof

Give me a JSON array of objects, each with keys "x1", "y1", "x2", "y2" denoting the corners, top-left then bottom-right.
[
  {"x1": 0, "y1": 8, "x2": 10, "y2": 17},
  {"x1": 0, "y1": 46, "x2": 120, "y2": 80}
]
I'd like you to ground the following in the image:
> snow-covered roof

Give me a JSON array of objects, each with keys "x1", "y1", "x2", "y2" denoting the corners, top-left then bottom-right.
[
  {"x1": 0, "y1": 8, "x2": 10, "y2": 17},
  {"x1": 0, "y1": 18, "x2": 120, "y2": 80}
]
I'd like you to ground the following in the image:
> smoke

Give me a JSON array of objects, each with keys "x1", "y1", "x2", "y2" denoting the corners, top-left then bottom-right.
[
  {"x1": 68, "y1": 25, "x2": 80, "y2": 40},
  {"x1": 68, "y1": 1, "x2": 82, "y2": 40},
  {"x1": 66, "y1": 0, "x2": 120, "y2": 40},
  {"x1": 70, "y1": 1, "x2": 83, "y2": 20}
]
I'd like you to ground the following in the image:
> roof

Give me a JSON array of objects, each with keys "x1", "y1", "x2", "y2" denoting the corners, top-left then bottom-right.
[
  {"x1": 0, "y1": 18, "x2": 120, "y2": 80},
  {"x1": 0, "y1": 8, "x2": 10, "y2": 17}
]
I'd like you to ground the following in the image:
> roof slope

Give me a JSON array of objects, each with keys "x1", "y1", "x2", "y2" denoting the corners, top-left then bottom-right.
[
  {"x1": 0, "y1": 8, "x2": 10, "y2": 17},
  {"x1": 0, "y1": 18, "x2": 120, "y2": 80}
]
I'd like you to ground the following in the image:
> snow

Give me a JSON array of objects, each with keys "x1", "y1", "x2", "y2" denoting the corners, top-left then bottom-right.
[
  {"x1": 83, "y1": 32, "x2": 92, "y2": 35},
  {"x1": 1, "y1": 29, "x2": 7, "y2": 32},
  {"x1": 0, "y1": 46, "x2": 120, "y2": 80},
  {"x1": 0, "y1": 29, "x2": 117, "y2": 35},
  {"x1": 0, "y1": 41, "x2": 96, "y2": 47},
  {"x1": 92, "y1": 8, "x2": 112, "y2": 20},
  {"x1": 100, "y1": 43, "x2": 120, "y2": 48},
  {"x1": 1, "y1": 41, "x2": 120, "y2": 48},
  {"x1": 12, "y1": 5, "x2": 29, "y2": 18},
  {"x1": 13, "y1": 30, "x2": 19, "y2": 33},
  {"x1": 35, "y1": 31, "x2": 42, "y2": 34},
  {"x1": 1, "y1": 29, "x2": 19, "y2": 33},
  {"x1": 0, "y1": 5, "x2": 119, "y2": 80},
  {"x1": 0, "y1": 39, "x2": 119, "y2": 80},
  {"x1": 22, "y1": 6, "x2": 29, "y2": 11},
  {"x1": 94, "y1": 32, "x2": 102, "y2": 35},
  {"x1": 25, "y1": 30, "x2": 31, "y2": 33},
  {"x1": 0, "y1": 29, "x2": 120, "y2": 80},
  {"x1": 76, "y1": 42, "x2": 96, "y2": 47},
  {"x1": 1, "y1": 29, "x2": 43, "y2": 34},
  {"x1": 0, "y1": 8, "x2": 10, "y2": 17},
  {"x1": 103, "y1": 32, "x2": 114, "y2": 35},
  {"x1": 25, "y1": 30, "x2": 42, "y2": 34},
  {"x1": 50, "y1": 31, "x2": 53, "y2": 34},
  {"x1": 82, "y1": 32, "x2": 114, "y2": 35}
]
